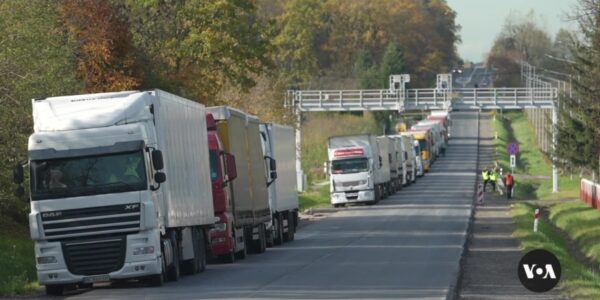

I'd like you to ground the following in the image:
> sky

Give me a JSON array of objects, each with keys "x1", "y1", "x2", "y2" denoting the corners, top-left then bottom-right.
[{"x1": 446, "y1": 0, "x2": 579, "y2": 63}]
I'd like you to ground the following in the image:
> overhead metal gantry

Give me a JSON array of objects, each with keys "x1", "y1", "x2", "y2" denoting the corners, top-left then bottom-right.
[{"x1": 287, "y1": 73, "x2": 560, "y2": 192}]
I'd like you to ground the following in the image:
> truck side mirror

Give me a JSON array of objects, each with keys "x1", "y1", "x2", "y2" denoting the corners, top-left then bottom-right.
[
  {"x1": 13, "y1": 164, "x2": 24, "y2": 184},
  {"x1": 270, "y1": 170, "x2": 278, "y2": 180},
  {"x1": 269, "y1": 158, "x2": 277, "y2": 171},
  {"x1": 225, "y1": 153, "x2": 237, "y2": 181},
  {"x1": 379, "y1": 156, "x2": 383, "y2": 168},
  {"x1": 152, "y1": 150, "x2": 164, "y2": 170}
]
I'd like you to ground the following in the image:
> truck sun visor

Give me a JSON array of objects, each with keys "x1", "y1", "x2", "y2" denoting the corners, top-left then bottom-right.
[{"x1": 29, "y1": 140, "x2": 144, "y2": 160}]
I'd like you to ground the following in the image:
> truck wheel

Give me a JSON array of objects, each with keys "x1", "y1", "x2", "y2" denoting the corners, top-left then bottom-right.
[
  {"x1": 198, "y1": 229, "x2": 207, "y2": 272},
  {"x1": 273, "y1": 214, "x2": 284, "y2": 246},
  {"x1": 45, "y1": 284, "x2": 64, "y2": 296},
  {"x1": 166, "y1": 233, "x2": 180, "y2": 281},
  {"x1": 147, "y1": 252, "x2": 166, "y2": 287},
  {"x1": 283, "y1": 213, "x2": 295, "y2": 242},
  {"x1": 181, "y1": 228, "x2": 200, "y2": 275},
  {"x1": 256, "y1": 224, "x2": 267, "y2": 253}
]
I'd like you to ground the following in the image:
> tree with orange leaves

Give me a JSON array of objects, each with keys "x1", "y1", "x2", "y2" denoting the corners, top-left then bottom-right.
[{"x1": 59, "y1": 0, "x2": 142, "y2": 92}]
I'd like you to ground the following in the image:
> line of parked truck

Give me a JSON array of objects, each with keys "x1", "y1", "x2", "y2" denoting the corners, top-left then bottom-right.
[
  {"x1": 11, "y1": 90, "x2": 299, "y2": 295},
  {"x1": 327, "y1": 111, "x2": 450, "y2": 206}
]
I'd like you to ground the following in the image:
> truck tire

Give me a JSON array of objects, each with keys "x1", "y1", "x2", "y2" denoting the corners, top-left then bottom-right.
[
  {"x1": 45, "y1": 284, "x2": 64, "y2": 296},
  {"x1": 256, "y1": 224, "x2": 267, "y2": 253},
  {"x1": 198, "y1": 229, "x2": 207, "y2": 272},
  {"x1": 412, "y1": 167, "x2": 417, "y2": 182},
  {"x1": 273, "y1": 214, "x2": 284, "y2": 246},
  {"x1": 146, "y1": 250, "x2": 166, "y2": 287},
  {"x1": 166, "y1": 233, "x2": 180, "y2": 282},
  {"x1": 181, "y1": 228, "x2": 200, "y2": 275},
  {"x1": 283, "y1": 213, "x2": 295, "y2": 242}
]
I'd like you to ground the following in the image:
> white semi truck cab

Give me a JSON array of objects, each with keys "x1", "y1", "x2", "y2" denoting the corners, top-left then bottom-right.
[
  {"x1": 327, "y1": 134, "x2": 385, "y2": 207},
  {"x1": 14, "y1": 90, "x2": 215, "y2": 295}
]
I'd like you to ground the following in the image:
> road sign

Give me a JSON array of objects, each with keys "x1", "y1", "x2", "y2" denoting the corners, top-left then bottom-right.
[
  {"x1": 510, "y1": 154, "x2": 516, "y2": 169},
  {"x1": 507, "y1": 142, "x2": 520, "y2": 155}
]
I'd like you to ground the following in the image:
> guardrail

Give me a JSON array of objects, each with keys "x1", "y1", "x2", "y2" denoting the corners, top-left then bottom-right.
[
  {"x1": 289, "y1": 87, "x2": 557, "y2": 112},
  {"x1": 581, "y1": 178, "x2": 599, "y2": 209}
]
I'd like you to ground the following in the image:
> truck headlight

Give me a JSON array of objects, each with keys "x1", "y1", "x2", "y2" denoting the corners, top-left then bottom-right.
[
  {"x1": 211, "y1": 223, "x2": 227, "y2": 233},
  {"x1": 133, "y1": 246, "x2": 155, "y2": 255},
  {"x1": 37, "y1": 256, "x2": 57, "y2": 264}
]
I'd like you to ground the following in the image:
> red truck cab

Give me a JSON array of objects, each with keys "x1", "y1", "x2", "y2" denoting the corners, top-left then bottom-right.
[{"x1": 206, "y1": 113, "x2": 239, "y2": 262}]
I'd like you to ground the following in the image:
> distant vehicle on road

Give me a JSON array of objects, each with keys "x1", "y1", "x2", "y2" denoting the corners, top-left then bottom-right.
[{"x1": 327, "y1": 134, "x2": 387, "y2": 207}]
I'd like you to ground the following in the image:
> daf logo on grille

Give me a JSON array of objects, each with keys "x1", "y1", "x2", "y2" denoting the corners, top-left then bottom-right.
[
  {"x1": 42, "y1": 211, "x2": 62, "y2": 218},
  {"x1": 125, "y1": 204, "x2": 139, "y2": 210}
]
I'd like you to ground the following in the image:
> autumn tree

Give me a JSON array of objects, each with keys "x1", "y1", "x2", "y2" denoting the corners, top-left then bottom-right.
[
  {"x1": 0, "y1": 0, "x2": 80, "y2": 223},
  {"x1": 273, "y1": 0, "x2": 329, "y2": 87},
  {"x1": 123, "y1": 0, "x2": 272, "y2": 103},
  {"x1": 59, "y1": 0, "x2": 142, "y2": 92}
]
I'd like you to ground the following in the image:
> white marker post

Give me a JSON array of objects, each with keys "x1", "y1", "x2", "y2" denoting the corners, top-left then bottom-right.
[
  {"x1": 510, "y1": 154, "x2": 516, "y2": 174},
  {"x1": 534, "y1": 208, "x2": 540, "y2": 232},
  {"x1": 477, "y1": 183, "x2": 484, "y2": 205}
]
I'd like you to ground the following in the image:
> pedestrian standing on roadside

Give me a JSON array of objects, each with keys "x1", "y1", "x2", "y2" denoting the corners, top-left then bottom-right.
[
  {"x1": 489, "y1": 168, "x2": 497, "y2": 192},
  {"x1": 481, "y1": 168, "x2": 490, "y2": 192},
  {"x1": 505, "y1": 172, "x2": 515, "y2": 199}
]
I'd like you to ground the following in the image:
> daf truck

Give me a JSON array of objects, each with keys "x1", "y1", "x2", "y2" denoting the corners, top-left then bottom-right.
[
  {"x1": 206, "y1": 106, "x2": 270, "y2": 255},
  {"x1": 14, "y1": 90, "x2": 215, "y2": 295},
  {"x1": 259, "y1": 123, "x2": 299, "y2": 245},
  {"x1": 328, "y1": 134, "x2": 387, "y2": 207}
]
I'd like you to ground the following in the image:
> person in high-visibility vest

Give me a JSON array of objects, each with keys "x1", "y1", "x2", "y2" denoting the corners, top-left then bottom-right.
[
  {"x1": 489, "y1": 169, "x2": 498, "y2": 192},
  {"x1": 481, "y1": 168, "x2": 490, "y2": 192}
]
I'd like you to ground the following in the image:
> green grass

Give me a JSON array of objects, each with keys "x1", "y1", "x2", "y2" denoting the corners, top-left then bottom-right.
[
  {"x1": 549, "y1": 202, "x2": 600, "y2": 265},
  {"x1": 491, "y1": 111, "x2": 579, "y2": 200},
  {"x1": 298, "y1": 184, "x2": 331, "y2": 210},
  {"x1": 512, "y1": 202, "x2": 600, "y2": 299},
  {"x1": 302, "y1": 112, "x2": 379, "y2": 183},
  {"x1": 0, "y1": 219, "x2": 38, "y2": 296}
]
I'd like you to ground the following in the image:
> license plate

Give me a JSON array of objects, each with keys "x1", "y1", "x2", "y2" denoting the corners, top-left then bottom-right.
[
  {"x1": 346, "y1": 192, "x2": 358, "y2": 197},
  {"x1": 83, "y1": 274, "x2": 110, "y2": 283}
]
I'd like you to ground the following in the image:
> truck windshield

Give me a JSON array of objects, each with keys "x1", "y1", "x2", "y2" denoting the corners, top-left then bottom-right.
[
  {"x1": 331, "y1": 158, "x2": 368, "y2": 174},
  {"x1": 30, "y1": 151, "x2": 147, "y2": 200}
]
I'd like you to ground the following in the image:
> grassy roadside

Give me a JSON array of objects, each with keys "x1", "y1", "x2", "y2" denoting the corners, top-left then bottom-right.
[
  {"x1": 491, "y1": 111, "x2": 579, "y2": 200},
  {"x1": 494, "y1": 111, "x2": 600, "y2": 297},
  {"x1": 299, "y1": 184, "x2": 330, "y2": 210},
  {"x1": 0, "y1": 218, "x2": 38, "y2": 296},
  {"x1": 302, "y1": 112, "x2": 379, "y2": 183},
  {"x1": 512, "y1": 203, "x2": 600, "y2": 299}
]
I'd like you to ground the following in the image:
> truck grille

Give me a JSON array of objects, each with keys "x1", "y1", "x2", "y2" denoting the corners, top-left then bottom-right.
[
  {"x1": 62, "y1": 236, "x2": 126, "y2": 275},
  {"x1": 41, "y1": 203, "x2": 141, "y2": 240},
  {"x1": 337, "y1": 180, "x2": 362, "y2": 187}
]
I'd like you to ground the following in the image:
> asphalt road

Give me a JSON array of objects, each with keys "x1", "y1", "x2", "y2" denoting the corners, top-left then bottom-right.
[
  {"x1": 65, "y1": 112, "x2": 479, "y2": 300},
  {"x1": 454, "y1": 66, "x2": 494, "y2": 88}
]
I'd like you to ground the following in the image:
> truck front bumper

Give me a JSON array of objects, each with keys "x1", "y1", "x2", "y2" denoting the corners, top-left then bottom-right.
[
  {"x1": 36, "y1": 230, "x2": 162, "y2": 285},
  {"x1": 331, "y1": 190, "x2": 375, "y2": 204}
]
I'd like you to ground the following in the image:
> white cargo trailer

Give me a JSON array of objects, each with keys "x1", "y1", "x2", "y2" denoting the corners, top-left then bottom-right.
[
  {"x1": 376, "y1": 136, "x2": 393, "y2": 196},
  {"x1": 328, "y1": 134, "x2": 387, "y2": 206},
  {"x1": 259, "y1": 123, "x2": 299, "y2": 245},
  {"x1": 19, "y1": 90, "x2": 215, "y2": 295}
]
